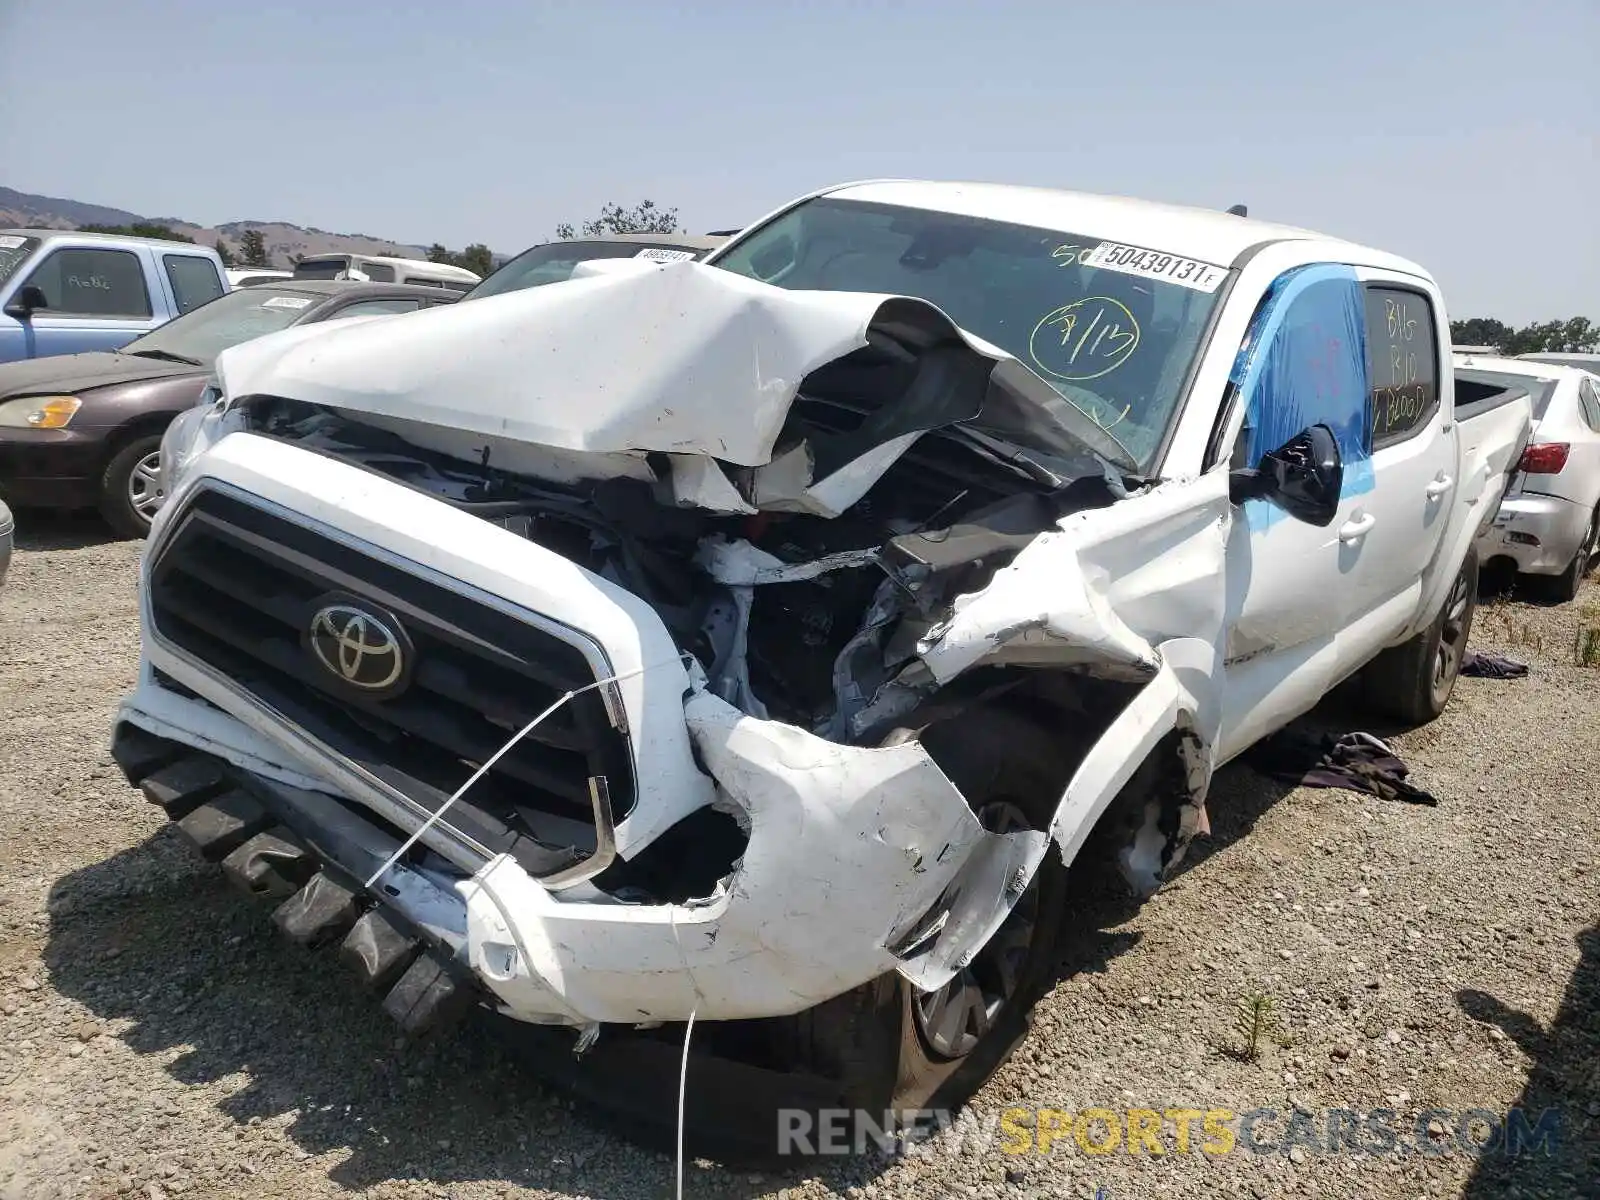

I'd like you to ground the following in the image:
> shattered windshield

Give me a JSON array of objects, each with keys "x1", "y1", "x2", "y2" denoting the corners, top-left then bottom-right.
[{"x1": 711, "y1": 198, "x2": 1228, "y2": 472}]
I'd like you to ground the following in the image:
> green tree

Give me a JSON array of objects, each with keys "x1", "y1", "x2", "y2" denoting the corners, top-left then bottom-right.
[
  {"x1": 425, "y1": 242, "x2": 494, "y2": 276},
  {"x1": 555, "y1": 200, "x2": 680, "y2": 240},
  {"x1": 455, "y1": 243, "x2": 494, "y2": 276},
  {"x1": 1503, "y1": 317, "x2": 1597, "y2": 355},
  {"x1": 237, "y1": 229, "x2": 271, "y2": 268},
  {"x1": 1449, "y1": 317, "x2": 1511, "y2": 349},
  {"x1": 79, "y1": 222, "x2": 195, "y2": 243},
  {"x1": 213, "y1": 239, "x2": 236, "y2": 268},
  {"x1": 1450, "y1": 316, "x2": 1598, "y2": 355}
]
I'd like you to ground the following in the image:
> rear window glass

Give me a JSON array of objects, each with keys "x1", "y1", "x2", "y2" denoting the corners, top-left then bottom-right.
[
  {"x1": 1362, "y1": 287, "x2": 1440, "y2": 446},
  {"x1": 164, "y1": 254, "x2": 225, "y2": 314},
  {"x1": 293, "y1": 258, "x2": 348, "y2": 280},
  {"x1": 0, "y1": 234, "x2": 40, "y2": 286},
  {"x1": 361, "y1": 262, "x2": 396, "y2": 282}
]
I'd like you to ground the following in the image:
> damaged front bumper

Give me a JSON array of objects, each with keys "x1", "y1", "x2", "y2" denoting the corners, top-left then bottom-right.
[
  {"x1": 123, "y1": 434, "x2": 1048, "y2": 1030},
  {"x1": 116, "y1": 675, "x2": 1037, "y2": 1028}
]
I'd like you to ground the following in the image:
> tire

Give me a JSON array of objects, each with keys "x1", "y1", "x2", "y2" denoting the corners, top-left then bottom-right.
[
  {"x1": 98, "y1": 435, "x2": 165, "y2": 540},
  {"x1": 776, "y1": 707, "x2": 1081, "y2": 1123},
  {"x1": 1362, "y1": 547, "x2": 1479, "y2": 724},
  {"x1": 1530, "y1": 505, "x2": 1599, "y2": 605}
]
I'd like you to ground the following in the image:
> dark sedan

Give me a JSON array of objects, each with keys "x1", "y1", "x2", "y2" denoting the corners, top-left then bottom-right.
[{"x1": 0, "y1": 281, "x2": 456, "y2": 537}]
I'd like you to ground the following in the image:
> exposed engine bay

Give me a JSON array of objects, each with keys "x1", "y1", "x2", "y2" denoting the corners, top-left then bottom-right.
[{"x1": 243, "y1": 329, "x2": 1134, "y2": 744}]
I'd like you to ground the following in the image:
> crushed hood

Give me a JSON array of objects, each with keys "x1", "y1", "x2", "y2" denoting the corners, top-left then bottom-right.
[{"x1": 215, "y1": 261, "x2": 1113, "y2": 513}]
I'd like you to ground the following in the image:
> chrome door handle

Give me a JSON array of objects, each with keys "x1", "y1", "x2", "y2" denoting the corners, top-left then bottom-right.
[
  {"x1": 1425, "y1": 474, "x2": 1453, "y2": 499},
  {"x1": 1338, "y1": 512, "x2": 1377, "y2": 542}
]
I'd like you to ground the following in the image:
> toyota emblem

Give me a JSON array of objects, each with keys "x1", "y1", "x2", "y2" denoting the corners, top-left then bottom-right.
[{"x1": 306, "y1": 599, "x2": 411, "y2": 695}]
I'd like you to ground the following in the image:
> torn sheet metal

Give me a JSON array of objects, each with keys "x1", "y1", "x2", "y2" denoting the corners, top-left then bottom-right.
[
  {"x1": 750, "y1": 430, "x2": 927, "y2": 518},
  {"x1": 917, "y1": 470, "x2": 1231, "y2": 681},
  {"x1": 892, "y1": 823, "x2": 1049, "y2": 993},
  {"x1": 666, "y1": 455, "x2": 756, "y2": 515},
  {"x1": 915, "y1": 530, "x2": 1159, "y2": 682},
  {"x1": 445, "y1": 690, "x2": 1032, "y2": 1023},
  {"x1": 902, "y1": 471, "x2": 1232, "y2": 895}
]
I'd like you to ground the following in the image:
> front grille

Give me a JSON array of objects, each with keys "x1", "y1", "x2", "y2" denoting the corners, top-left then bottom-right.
[{"x1": 147, "y1": 487, "x2": 634, "y2": 870}]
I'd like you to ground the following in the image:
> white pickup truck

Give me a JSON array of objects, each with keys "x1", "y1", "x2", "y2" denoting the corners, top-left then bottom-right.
[{"x1": 113, "y1": 181, "x2": 1531, "y2": 1126}]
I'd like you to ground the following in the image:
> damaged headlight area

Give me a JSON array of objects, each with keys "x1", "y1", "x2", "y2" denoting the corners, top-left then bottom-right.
[{"x1": 156, "y1": 379, "x2": 239, "y2": 510}]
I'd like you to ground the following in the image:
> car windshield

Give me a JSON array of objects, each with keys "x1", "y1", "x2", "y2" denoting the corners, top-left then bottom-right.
[
  {"x1": 710, "y1": 198, "x2": 1229, "y2": 472},
  {"x1": 118, "y1": 287, "x2": 323, "y2": 365},
  {"x1": 0, "y1": 235, "x2": 40, "y2": 287},
  {"x1": 464, "y1": 241, "x2": 699, "y2": 300}
]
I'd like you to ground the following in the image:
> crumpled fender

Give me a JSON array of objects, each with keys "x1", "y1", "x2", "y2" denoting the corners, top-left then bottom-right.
[
  {"x1": 915, "y1": 527, "x2": 1160, "y2": 682},
  {"x1": 888, "y1": 636, "x2": 1221, "y2": 994},
  {"x1": 914, "y1": 474, "x2": 1233, "y2": 684},
  {"x1": 453, "y1": 690, "x2": 1044, "y2": 1021},
  {"x1": 903, "y1": 474, "x2": 1232, "y2": 978},
  {"x1": 1049, "y1": 636, "x2": 1219, "y2": 894}
]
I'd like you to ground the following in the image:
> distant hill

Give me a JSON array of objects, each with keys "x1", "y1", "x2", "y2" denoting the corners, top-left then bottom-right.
[{"x1": 0, "y1": 184, "x2": 449, "y2": 268}]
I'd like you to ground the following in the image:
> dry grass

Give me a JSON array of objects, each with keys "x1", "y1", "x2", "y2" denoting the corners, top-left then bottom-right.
[{"x1": 1574, "y1": 603, "x2": 1600, "y2": 667}]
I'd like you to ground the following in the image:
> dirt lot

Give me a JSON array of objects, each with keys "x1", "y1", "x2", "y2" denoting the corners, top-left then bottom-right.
[{"x1": 1, "y1": 517, "x2": 1596, "y2": 1200}]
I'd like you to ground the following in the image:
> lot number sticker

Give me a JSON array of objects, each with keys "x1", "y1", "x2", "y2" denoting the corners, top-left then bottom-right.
[
  {"x1": 634, "y1": 248, "x2": 696, "y2": 264},
  {"x1": 260, "y1": 296, "x2": 313, "y2": 309},
  {"x1": 1083, "y1": 241, "x2": 1227, "y2": 293}
]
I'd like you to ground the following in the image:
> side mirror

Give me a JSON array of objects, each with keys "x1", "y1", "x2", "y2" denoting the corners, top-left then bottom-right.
[
  {"x1": 1229, "y1": 423, "x2": 1343, "y2": 526},
  {"x1": 2, "y1": 285, "x2": 48, "y2": 320}
]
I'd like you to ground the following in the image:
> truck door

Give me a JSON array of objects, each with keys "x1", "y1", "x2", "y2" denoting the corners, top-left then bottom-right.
[
  {"x1": 9, "y1": 243, "x2": 163, "y2": 357},
  {"x1": 1339, "y1": 276, "x2": 1456, "y2": 658},
  {"x1": 1216, "y1": 264, "x2": 1378, "y2": 761}
]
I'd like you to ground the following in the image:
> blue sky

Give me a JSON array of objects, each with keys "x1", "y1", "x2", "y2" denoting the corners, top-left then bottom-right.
[{"x1": 1, "y1": 0, "x2": 1594, "y2": 322}]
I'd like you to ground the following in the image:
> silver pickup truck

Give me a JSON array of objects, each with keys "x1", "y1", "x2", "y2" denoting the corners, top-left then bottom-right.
[{"x1": 112, "y1": 181, "x2": 1531, "y2": 1128}]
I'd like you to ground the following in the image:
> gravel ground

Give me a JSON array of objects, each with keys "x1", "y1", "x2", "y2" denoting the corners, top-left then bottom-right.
[{"x1": 1, "y1": 516, "x2": 1596, "y2": 1200}]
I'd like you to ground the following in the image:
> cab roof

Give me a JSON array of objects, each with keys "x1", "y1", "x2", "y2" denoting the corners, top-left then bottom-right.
[{"x1": 0, "y1": 227, "x2": 220, "y2": 252}]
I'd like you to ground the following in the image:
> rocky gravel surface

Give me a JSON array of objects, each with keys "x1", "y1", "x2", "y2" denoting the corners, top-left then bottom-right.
[{"x1": 2, "y1": 517, "x2": 1596, "y2": 1200}]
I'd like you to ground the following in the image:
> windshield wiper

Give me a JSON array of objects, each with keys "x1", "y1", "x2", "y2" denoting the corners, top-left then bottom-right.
[
  {"x1": 125, "y1": 348, "x2": 203, "y2": 366},
  {"x1": 947, "y1": 426, "x2": 1068, "y2": 488}
]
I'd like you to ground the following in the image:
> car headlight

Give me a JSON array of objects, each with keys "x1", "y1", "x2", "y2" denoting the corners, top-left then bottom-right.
[{"x1": 0, "y1": 395, "x2": 81, "y2": 429}]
